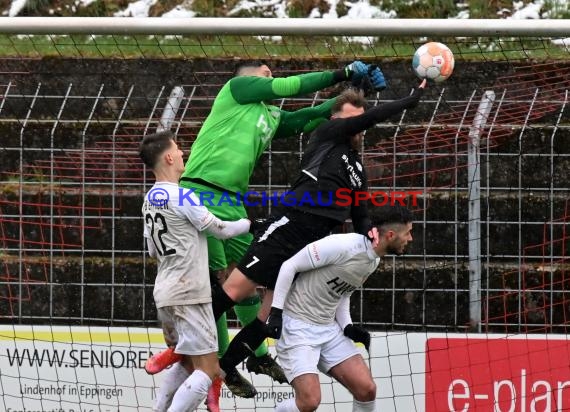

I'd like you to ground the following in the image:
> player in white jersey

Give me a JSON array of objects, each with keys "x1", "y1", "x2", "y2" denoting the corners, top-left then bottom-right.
[
  {"x1": 139, "y1": 131, "x2": 251, "y2": 412},
  {"x1": 266, "y1": 205, "x2": 414, "y2": 412}
]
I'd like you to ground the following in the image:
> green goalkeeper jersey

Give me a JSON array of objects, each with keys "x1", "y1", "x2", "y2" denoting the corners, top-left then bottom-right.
[{"x1": 182, "y1": 71, "x2": 338, "y2": 194}]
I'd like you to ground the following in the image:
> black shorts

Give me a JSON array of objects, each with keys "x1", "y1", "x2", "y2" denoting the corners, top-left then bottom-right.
[{"x1": 237, "y1": 209, "x2": 336, "y2": 290}]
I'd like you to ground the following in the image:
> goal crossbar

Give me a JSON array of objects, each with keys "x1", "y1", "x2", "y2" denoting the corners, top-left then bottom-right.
[{"x1": 1, "y1": 17, "x2": 569, "y2": 36}]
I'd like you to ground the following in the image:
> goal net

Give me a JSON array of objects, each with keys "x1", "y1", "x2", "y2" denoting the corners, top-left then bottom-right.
[{"x1": 1, "y1": 18, "x2": 569, "y2": 411}]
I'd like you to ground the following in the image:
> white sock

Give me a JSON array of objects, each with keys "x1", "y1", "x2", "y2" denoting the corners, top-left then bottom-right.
[
  {"x1": 153, "y1": 363, "x2": 189, "y2": 412},
  {"x1": 167, "y1": 369, "x2": 212, "y2": 412},
  {"x1": 353, "y1": 399, "x2": 377, "y2": 412},
  {"x1": 275, "y1": 398, "x2": 301, "y2": 412}
]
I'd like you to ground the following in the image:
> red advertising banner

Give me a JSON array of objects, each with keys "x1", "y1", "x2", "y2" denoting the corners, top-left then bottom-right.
[{"x1": 426, "y1": 337, "x2": 570, "y2": 412}]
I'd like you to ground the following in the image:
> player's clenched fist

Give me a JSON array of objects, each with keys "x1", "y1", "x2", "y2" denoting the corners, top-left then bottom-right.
[
  {"x1": 343, "y1": 324, "x2": 371, "y2": 352},
  {"x1": 265, "y1": 307, "x2": 283, "y2": 339}
]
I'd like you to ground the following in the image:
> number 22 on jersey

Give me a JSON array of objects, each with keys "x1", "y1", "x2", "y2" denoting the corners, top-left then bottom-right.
[{"x1": 145, "y1": 212, "x2": 176, "y2": 256}]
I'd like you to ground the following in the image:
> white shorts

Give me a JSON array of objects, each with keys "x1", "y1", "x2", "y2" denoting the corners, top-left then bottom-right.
[
  {"x1": 157, "y1": 303, "x2": 218, "y2": 356},
  {"x1": 276, "y1": 314, "x2": 360, "y2": 383}
]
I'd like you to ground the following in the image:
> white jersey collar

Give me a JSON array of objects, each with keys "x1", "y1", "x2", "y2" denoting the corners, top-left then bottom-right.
[{"x1": 154, "y1": 181, "x2": 178, "y2": 186}]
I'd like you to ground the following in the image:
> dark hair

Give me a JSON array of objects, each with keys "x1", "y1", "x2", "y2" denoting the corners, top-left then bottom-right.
[
  {"x1": 139, "y1": 130, "x2": 175, "y2": 169},
  {"x1": 331, "y1": 89, "x2": 367, "y2": 114},
  {"x1": 234, "y1": 60, "x2": 267, "y2": 76},
  {"x1": 373, "y1": 205, "x2": 414, "y2": 229}
]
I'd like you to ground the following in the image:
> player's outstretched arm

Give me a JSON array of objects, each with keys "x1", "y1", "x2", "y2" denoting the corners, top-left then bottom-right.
[
  {"x1": 333, "y1": 79, "x2": 427, "y2": 139},
  {"x1": 203, "y1": 215, "x2": 251, "y2": 240},
  {"x1": 271, "y1": 248, "x2": 316, "y2": 312},
  {"x1": 229, "y1": 61, "x2": 372, "y2": 105},
  {"x1": 274, "y1": 64, "x2": 385, "y2": 139},
  {"x1": 173, "y1": 191, "x2": 250, "y2": 239}
]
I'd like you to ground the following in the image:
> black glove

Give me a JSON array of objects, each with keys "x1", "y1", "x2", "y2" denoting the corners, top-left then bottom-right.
[
  {"x1": 343, "y1": 324, "x2": 371, "y2": 352},
  {"x1": 265, "y1": 307, "x2": 283, "y2": 339},
  {"x1": 249, "y1": 218, "x2": 267, "y2": 235}
]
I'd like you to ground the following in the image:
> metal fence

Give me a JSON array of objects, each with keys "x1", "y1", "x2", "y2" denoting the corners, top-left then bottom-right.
[{"x1": 0, "y1": 19, "x2": 569, "y2": 333}]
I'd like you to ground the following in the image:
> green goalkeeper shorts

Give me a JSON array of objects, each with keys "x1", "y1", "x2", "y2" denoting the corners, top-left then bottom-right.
[{"x1": 207, "y1": 231, "x2": 253, "y2": 271}]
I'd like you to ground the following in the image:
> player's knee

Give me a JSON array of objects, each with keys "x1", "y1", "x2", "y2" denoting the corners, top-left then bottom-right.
[
  {"x1": 297, "y1": 392, "x2": 321, "y2": 411},
  {"x1": 223, "y1": 270, "x2": 256, "y2": 302},
  {"x1": 353, "y1": 379, "x2": 376, "y2": 402}
]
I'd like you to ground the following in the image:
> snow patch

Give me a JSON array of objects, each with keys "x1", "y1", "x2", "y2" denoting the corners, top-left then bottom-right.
[
  {"x1": 9, "y1": 0, "x2": 27, "y2": 17},
  {"x1": 552, "y1": 38, "x2": 570, "y2": 47},
  {"x1": 78, "y1": 0, "x2": 98, "y2": 7},
  {"x1": 510, "y1": 0, "x2": 542, "y2": 19},
  {"x1": 162, "y1": 6, "x2": 196, "y2": 18},
  {"x1": 114, "y1": 0, "x2": 157, "y2": 17}
]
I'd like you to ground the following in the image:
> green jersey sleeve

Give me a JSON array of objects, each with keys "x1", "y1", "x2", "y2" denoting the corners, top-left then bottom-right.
[
  {"x1": 229, "y1": 71, "x2": 336, "y2": 104},
  {"x1": 274, "y1": 97, "x2": 337, "y2": 139}
]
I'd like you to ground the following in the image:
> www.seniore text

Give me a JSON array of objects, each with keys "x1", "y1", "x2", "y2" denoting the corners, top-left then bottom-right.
[{"x1": 5, "y1": 348, "x2": 150, "y2": 368}]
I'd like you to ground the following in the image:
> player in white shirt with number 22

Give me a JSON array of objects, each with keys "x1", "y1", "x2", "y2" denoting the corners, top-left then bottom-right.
[
  {"x1": 139, "y1": 131, "x2": 250, "y2": 412},
  {"x1": 266, "y1": 205, "x2": 414, "y2": 412}
]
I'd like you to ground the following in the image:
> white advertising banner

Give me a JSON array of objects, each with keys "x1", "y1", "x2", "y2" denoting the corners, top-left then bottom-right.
[
  {"x1": 1, "y1": 326, "x2": 569, "y2": 411},
  {"x1": 0, "y1": 326, "x2": 367, "y2": 412}
]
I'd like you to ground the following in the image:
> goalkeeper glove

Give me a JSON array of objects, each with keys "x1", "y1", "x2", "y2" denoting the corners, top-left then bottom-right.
[
  {"x1": 367, "y1": 65, "x2": 387, "y2": 91},
  {"x1": 351, "y1": 73, "x2": 373, "y2": 95},
  {"x1": 265, "y1": 307, "x2": 283, "y2": 339},
  {"x1": 343, "y1": 324, "x2": 371, "y2": 352},
  {"x1": 346, "y1": 60, "x2": 369, "y2": 81}
]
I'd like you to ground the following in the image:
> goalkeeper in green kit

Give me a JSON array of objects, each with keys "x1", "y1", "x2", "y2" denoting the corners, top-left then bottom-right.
[{"x1": 144, "y1": 60, "x2": 387, "y2": 411}]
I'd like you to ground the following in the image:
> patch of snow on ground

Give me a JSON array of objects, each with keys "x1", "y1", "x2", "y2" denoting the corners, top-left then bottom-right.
[
  {"x1": 114, "y1": 0, "x2": 157, "y2": 17},
  {"x1": 162, "y1": 5, "x2": 196, "y2": 18},
  {"x1": 344, "y1": 0, "x2": 396, "y2": 19},
  {"x1": 551, "y1": 38, "x2": 570, "y2": 47},
  {"x1": 9, "y1": 0, "x2": 27, "y2": 17},
  {"x1": 510, "y1": 0, "x2": 542, "y2": 19},
  {"x1": 78, "y1": 0, "x2": 98, "y2": 7},
  {"x1": 228, "y1": 0, "x2": 285, "y2": 17}
]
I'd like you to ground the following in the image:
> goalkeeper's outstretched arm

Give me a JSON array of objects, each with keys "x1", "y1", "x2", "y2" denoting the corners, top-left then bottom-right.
[{"x1": 228, "y1": 60, "x2": 374, "y2": 105}]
